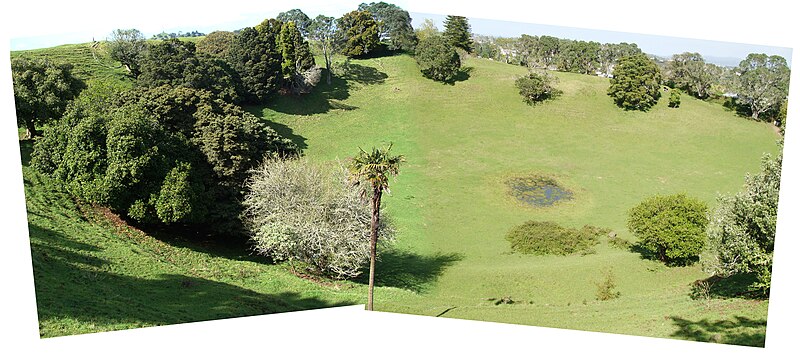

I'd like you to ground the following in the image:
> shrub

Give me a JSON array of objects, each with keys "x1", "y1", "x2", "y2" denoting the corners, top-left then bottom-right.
[
  {"x1": 668, "y1": 90, "x2": 681, "y2": 108},
  {"x1": 242, "y1": 158, "x2": 395, "y2": 278},
  {"x1": 415, "y1": 35, "x2": 461, "y2": 82},
  {"x1": 515, "y1": 71, "x2": 562, "y2": 105},
  {"x1": 628, "y1": 194, "x2": 708, "y2": 265},
  {"x1": 595, "y1": 269, "x2": 621, "y2": 301},
  {"x1": 506, "y1": 221, "x2": 608, "y2": 256}
]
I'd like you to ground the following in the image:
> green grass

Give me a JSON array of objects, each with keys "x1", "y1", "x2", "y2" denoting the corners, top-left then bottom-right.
[
  {"x1": 251, "y1": 54, "x2": 778, "y2": 346},
  {"x1": 11, "y1": 42, "x2": 134, "y2": 86}
]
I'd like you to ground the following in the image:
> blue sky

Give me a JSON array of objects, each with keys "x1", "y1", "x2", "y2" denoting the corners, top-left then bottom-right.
[{"x1": 7, "y1": 3, "x2": 792, "y2": 68}]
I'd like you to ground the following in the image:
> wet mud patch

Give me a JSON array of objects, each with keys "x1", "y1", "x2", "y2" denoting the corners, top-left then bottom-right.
[{"x1": 506, "y1": 175, "x2": 573, "y2": 207}]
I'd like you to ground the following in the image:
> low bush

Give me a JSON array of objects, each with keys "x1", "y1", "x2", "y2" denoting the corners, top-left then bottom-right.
[
  {"x1": 506, "y1": 221, "x2": 609, "y2": 256},
  {"x1": 668, "y1": 90, "x2": 681, "y2": 108},
  {"x1": 515, "y1": 71, "x2": 562, "y2": 105},
  {"x1": 595, "y1": 269, "x2": 621, "y2": 301}
]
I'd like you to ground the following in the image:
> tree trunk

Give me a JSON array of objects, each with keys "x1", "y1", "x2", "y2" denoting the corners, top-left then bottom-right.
[
  {"x1": 323, "y1": 45, "x2": 332, "y2": 85},
  {"x1": 24, "y1": 118, "x2": 38, "y2": 139},
  {"x1": 367, "y1": 186, "x2": 382, "y2": 311}
]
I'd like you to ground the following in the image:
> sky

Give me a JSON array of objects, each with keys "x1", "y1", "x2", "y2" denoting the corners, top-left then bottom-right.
[{"x1": 5, "y1": 1, "x2": 792, "y2": 67}]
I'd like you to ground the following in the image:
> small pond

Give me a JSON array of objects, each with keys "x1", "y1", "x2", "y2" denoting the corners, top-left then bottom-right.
[{"x1": 506, "y1": 176, "x2": 573, "y2": 207}]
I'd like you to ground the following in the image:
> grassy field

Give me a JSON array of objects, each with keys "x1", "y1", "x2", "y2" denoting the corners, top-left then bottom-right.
[{"x1": 253, "y1": 54, "x2": 779, "y2": 346}]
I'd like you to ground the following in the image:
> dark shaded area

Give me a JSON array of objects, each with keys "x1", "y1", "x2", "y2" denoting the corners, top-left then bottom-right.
[
  {"x1": 355, "y1": 249, "x2": 462, "y2": 292},
  {"x1": 629, "y1": 242, "x2": 699, "y2": 267},
  {"x1": 691, "y1": 273, "x2": 768, "y2": 300},
  {"x1": 28, "y1": 223, "x2": 354, "y2": 337},
  {"x1": 507, "y1": 175, "x2": 572, "y2": 207},
  {"x1": 253, "y1": 70, "x2": 360, "y2": 116},
  {"x1": 19, "y1": 139, "x2": 33, "y2": 167},
  {"x1": 722, "y1": 97, "x2": 753, "y2": 117},
  {"x1": 262, "y1": 119, "x2": 308, "y2": 150},
  {"x1": 337, "y1": 60, "x2": 389, "y2": 85},
  {"x1": 669, "y1": 316, "x2": 766, "y2": 347},
  {"x1": 442, "y1": 66, "x2": 473, "y2": 85}
]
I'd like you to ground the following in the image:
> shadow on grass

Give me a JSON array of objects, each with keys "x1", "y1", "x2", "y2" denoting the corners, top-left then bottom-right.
[
  {"x1": 629, "y1": 242, "x2": 699, "y2": 267},
  {"x1": 441, "y1": 66, "x2": 473, "y2": 86},
  {"x1": 262, "y1": 119, "x2": 308, "y2": 150},
  {"x1": 692, "y1": 273, "x2": 768, "y2": 300},
  {"x1": 669, "y1": 315, "x2": 766, "y2": 347},
  {"x1": 28, "y1": 223, "x2": 354, "y2": 337},
  {"x1": 354, "y1": 249, "x2": 463, "y2": 293}
]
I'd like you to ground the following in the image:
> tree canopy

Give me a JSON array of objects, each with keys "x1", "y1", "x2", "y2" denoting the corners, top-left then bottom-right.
[
  {"x1": 358, "y1": 2, "x2": 417, "y2": 51},
  {"x1": 735, "y1": 53, "x2": 790, "y2": 121},
  {"x1": 515, "y1": 71, "x2": 562, "y2": 105},
  {"x1": 337, "y1": 10, "x2": 381, "y2": 58},
  {"x1": 11, "y1": 57, "x2": 85, "y2": 138},
  {"x1": 107, "y1": 28, "x2": 148, "y2": 77},
  {"x1": 607, "y1": 53, "x2": 662, "y2": 111},
  {"x1": 196, "y1": 31, "x2": 236, "y2": 58},
  {"x1": 664, "y1": 52, "x2": 717, "y2": 99},
  {"x1": 228, "y1": 24, "x2": 283, "y2": 103},
  {"x1": 414, "y1": 35, "x2": 461, "y2": 83},
  {"x1": 628, "y1": 194, "x2": 708, "y2": 265},
  {"x1": 276, "y1": 9, "x2": 312, "y2": 37},
  {"x1": 443, "y1": 15, "x2": 473, "y2": 53}
]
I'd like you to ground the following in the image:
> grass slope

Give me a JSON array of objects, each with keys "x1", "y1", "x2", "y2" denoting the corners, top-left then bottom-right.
[
  {"x1": 254, "y1": 54, "x2": 778, "y2": 346},
  {"x1": 19, "y1": 141, "x2": 418, "y2": 337},
  {"x1": 11, "y1": 42, "x2": 134, "y2": 86}
]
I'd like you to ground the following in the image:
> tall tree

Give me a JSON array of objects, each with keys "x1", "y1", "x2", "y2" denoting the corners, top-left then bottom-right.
[
  {"x1": 443, "y1": 15, "x2": 473, "y2": 53},
  {"x1": 536, "y1": 35, "x2": 561, "y2": 69},
  {"x1": 337, "y1": 10, "x2": 380, "y2": 58},
  {"x1": 107, "y1": 28, "x2": 148, "y2": 77},
  {"x1": 277, "y1": 9, "x2": 312, "y2": 37},
  {"x1": 415, "y1": 18, "x2": 438, "y2": 43},
  {"x1": 11, "y1": 57, "x2": 84, "y2": 138},
  {"x1": 196, "y1": 31, "x2": 236, "y2": 58},
  {"x1": 229, "y1": 21, "x2": 283, "y2": 103},
  {"x1": 608, "y1": 53, "x2": 662, "y2": 111},
  {"x1": 278, "y1": 21, "x2": 315, "y2": 78},
  {"x1": 557, "y1": 40, "x2": 601, "y2": 75},
  {"x1": 348, "y1": 144, "x2": 404, "y2": 311},
  {"x1": 415, "y1": 35, "x2": 461, "y2": 82},
  {"x1": 358, "y1": 2, "x2": 417, "y2": 51},
  {"x1": 309, "y1": 15, "x2": 339, "y2": 85},
  {"x1": 665, "y1": 52, "x2": 716, "y2": 99},
  {"x1": 735, "y1": 53, "x2": 790, "y2": 121}
]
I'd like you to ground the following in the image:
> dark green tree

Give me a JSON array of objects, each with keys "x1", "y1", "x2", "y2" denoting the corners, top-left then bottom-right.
[
  {"x1": 608, "y1": 53, "x2": 662, "y2": 111},
  {"x1": 664, "y1": 52, "x2": 716, "y2": 99},
  {"x1": 414, "y1": 35, "x2": 461, "y2": 82},
  {"x1": 537, "y1": 35, "x2": 561, "y2": 69},
  {"x1": 557, "y1": 40, "x2": 601, "y2": 74},
  {"x1": 337, "y1": 10, "x2": 380, "y2": 58},
  {"x1": 628, "y1": 194, "x2": 708, "y2": 265},
  {"x1": 668, "y1": 90, "x2": 681, "y2": 108},
  {"x1": 358, "y1": 2, "x2": 417, "y2": 51},
  {"x1": 278, "y1": 21, "x2": 315, "y2": 79},
  {"x1": 443, "y1": 15, "x2": 473, "y2": 53},
  {"x1": 277, "y1": 9, "x2": 312, "y2": 37},
  {"x1": 735, "y1": 53, "x2": 790, "y2": 121},
  {"x1": 11, "y1": 57, "x2": 84, "y2": 138},
  {"x1": 598, "y1": 42, "x2": 641, "y2": 77},
  {"x1": 196, "y1": 31, "x2": 236, "y2": 58},
  {"x1": 228, "y1": 21, "x2": 283, "y2": 103},
  {"x1": 107, "y1": 28, "x2": 148, "y2": 77}
]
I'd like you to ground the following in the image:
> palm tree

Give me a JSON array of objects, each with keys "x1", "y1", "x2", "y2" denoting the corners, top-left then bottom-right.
[{"x1": 349, "y1": 143, "x2": 404, "y2": 311}]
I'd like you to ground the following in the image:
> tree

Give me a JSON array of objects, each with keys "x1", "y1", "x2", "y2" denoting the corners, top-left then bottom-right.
[
  {"x1": 242, "y1": 158, "x2": 395, "y2": 278},
  {"x1": 443, "y1": 15, "x2": 473, "y2": 53},
  {"x1": 628, "y1": 194, "x2": 708, "y2": 265},
  {"x1": 11, "y1": 57, "x2": 84, "y2": 138},
  {"x1": 31, "y1": 85, "x2": 298, "y2": 230},
  {"x1": 337, "y1": 10, "x2": 380, "y2": 58},
  {"x1": 536, "y1": 35, "x2": 561, "y2": 69},
  {"x1": 228, "y1": 21, "x2": 283, "y2": 103},
  {"x1": 668, "y1": 89, "x2": 681, "y2": 108},
  {"x1": 557, "y1": 40, "x2": 601, "y2": 75},
  {"x1": 515, "y1": 71, "x2": 562, "y2": 105},
  {"x1": 415, "y1": 18, "x2": 438, "y2": 43},
  {"x1": 137, "y1": 38, "x2": 244, "y2": 103},
  {"x1": 308, "y1": 15, "x2": 338, "y2": 85},
  {"x1": 277, "y1": 9, "x2": 312, "y2": 37},
  {"x1": 664, "y1": 52, "x2": 716, "y2": 99},
  {"x1": 348, "y1": 143, "x2": 404, "y2": 311},
  {"x1": 705, "y1": 150, "x2": 782, "y2": 295},
  {"x1": 196, "y1": 31, "x2": 236, "y2": 58},
  {"x1": 277, "y1": 21, "x2": 316, "y2": 93},
  {"x1": 608, "y1": 53, "x2": 662, "y2": 111},
  {"x1": 414, "y1": 35, "x2": 461, "y2": 82},
  {"x1": 107, "y1": 29, "x2": 148, "y2": 77},
  {"x1": 735, "y1": 53, "x2": 790, "y2": 121},
  {"x1": 358, "y1": 2, "x2": 417, "y2": 51},
  {"x1": 598, "y1": 42, "x2": 641, "y2": 77}
]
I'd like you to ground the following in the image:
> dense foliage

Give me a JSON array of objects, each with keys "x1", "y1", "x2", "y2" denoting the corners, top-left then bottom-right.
[
  {"x1": 443, "y1": 15, "x2": 473, "y2": 53},
  {"x1": 11, "y1": 57, "x2": 84, "y2": 138},
  {"x1": 228, "y1": 24, "x2": 283, "y2": 103},
  {"x1": 515, "y1": 71, "x2": 562, "y2": 105},
  {"x1": 138, "y1": 38, "x2": 244, "y2": 103},
  {"x1": 107, "y1": 28, "x2": 147, "y2": 77},
  {"x1": 277, "y1": 9, "x2": 312, "y2": 37},
  {"x1": 668, "y1": 90, "x2": 681, "y2": 108},
  {"x1": 358, "y1": 2, "x2": 417, "y2": 52},
  {"x1": 735, "y1": 53, "x2": 790, "y2": 121},
  {"x1": 196, "y1": 31, "x2": 236, "y2": 58},
  {"x1": 608, "y1": 53, "x2": 662, "y2": 111},
  {"x1": 664, "y1": 52, "x2": 717, "y2": 99},
  {"x1": 277, "y1": 21, "x2": 317, "y2": 94},
  {"x1": 30, "y1": 84, "x2": 298, "y2": 230},
  {"x1": 414, "y1": 35, "x2": 461, "y2": 82},
  {"x1": 705, "y1": 151, "x2": 782, "y2": 295},
  {"x1": 506, "y1": 221, "x2": 609, "y2": 256},
  {"x1": 557, "y1": 40, "x2": 601, "y2": 75},
  {"x1": 337, "y1": 10, "x2": 380, "y2": 58},
  {"x1": 628, "y1": 194, "x2": 708, "y2": 265},
  {"x1": 242, "y1": 158, "x2": 393, "y2": 278}
]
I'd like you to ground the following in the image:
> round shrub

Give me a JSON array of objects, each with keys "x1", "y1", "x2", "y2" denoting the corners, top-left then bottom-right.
[
  {"x1": 242, "y1": 158, "x2": 395, "y2": 279},
  {"x1": 415, "y1": 35, "x2": 461, "y2": 82},
  {"x1": 515, "y1": 71, "x2": 562, "y2": 105},
  {"x1": 627, "y1": 194, "x2": 708, "y2": 265},
  {"x1": 506, "y1": 221, "x2": 608, "y2": 256},
  {"x1": 668, "y1": 90, "x2": 681, "y2": 108},
  {"x1": 608, "y1": 53, "x2": 662, "y2": 111}
]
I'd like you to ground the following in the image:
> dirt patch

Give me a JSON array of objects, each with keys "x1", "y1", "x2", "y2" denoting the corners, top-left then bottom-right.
[{"x1": 506, "y1": 175, "x2": 573, "y2": 207}]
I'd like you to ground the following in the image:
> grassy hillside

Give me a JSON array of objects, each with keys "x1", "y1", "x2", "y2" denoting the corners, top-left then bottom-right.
[
  {"x1": 11, "y1": 42, "x2": 133, "y2": 86},
  {"x1": 253, "y1": 54, "x2": 779, "y2": 346}
]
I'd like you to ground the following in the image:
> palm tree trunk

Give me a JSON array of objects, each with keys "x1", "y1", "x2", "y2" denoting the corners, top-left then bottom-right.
[{"x1": 367, "y1": 186, "x2": 382, "y2": 311}]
